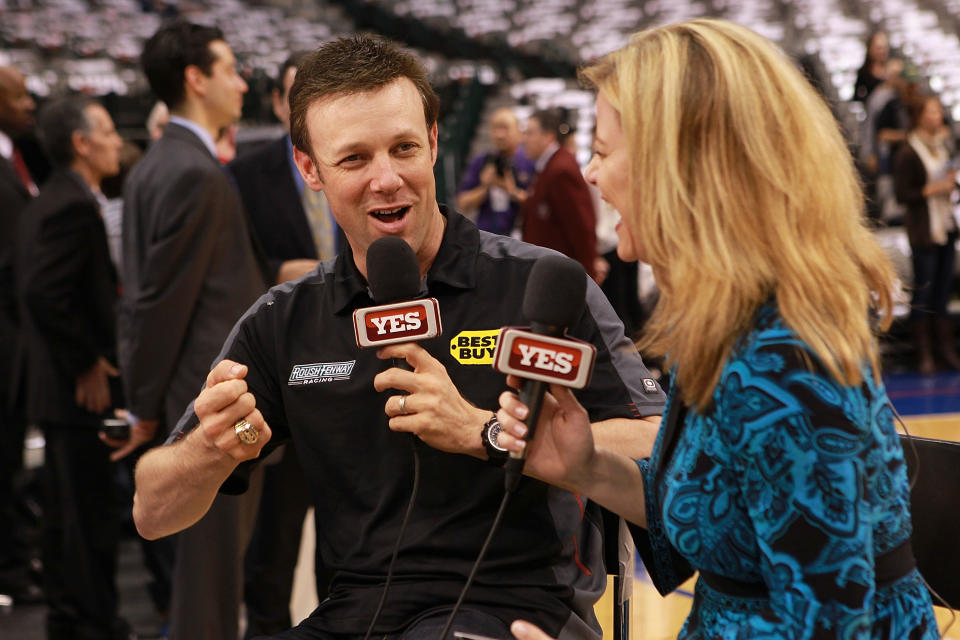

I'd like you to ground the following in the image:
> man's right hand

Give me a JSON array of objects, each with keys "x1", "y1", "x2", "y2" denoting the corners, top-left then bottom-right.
[
  {"x1": 75, "y1": 356, "x2": 119, "y2": 413},
  {"x1": 133, "y1": 359, "x2": 271, "y2": 540},
  {"x1": 192, "y1": 359, "x2": 272, "y2": 462},
  {"x1": 101, "y1": 411, "x2": 159, "y2": 462}
]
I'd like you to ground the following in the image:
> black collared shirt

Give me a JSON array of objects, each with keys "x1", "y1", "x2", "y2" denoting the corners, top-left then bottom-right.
[{"x1": 172, "y1": 207, "x2": 665, "y2": 638}]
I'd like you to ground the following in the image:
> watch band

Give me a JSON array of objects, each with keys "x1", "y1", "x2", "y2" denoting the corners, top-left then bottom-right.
[{"x1": 481, "y1": 413, "x2": 509, "y2": 466}]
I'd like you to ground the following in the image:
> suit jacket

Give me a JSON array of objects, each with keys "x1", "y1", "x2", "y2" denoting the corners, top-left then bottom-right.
[
  {"x1": 228, "y1": 136, "x2": 317, "y2": 282},
  {"x1": 0, "y1": 154, "x2": 32, "y2": 412},
  {"x1": 16, "y1": 170, "x2": 117, "y2": 425},
  {"x1": 521, "y1": 146, "x2": 598, "y2": 278},
  {"x1": 119, "y1": 122, "x2": 267, "y2": 431}
]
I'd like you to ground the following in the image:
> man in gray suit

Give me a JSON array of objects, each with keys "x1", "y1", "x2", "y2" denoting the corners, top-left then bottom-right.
[
  {"x1": 17, "y1": 95, "x2": 127, "y2": 639},
  {"x1": 119, "y1": 20, "x2": 268, "y2": 640}
]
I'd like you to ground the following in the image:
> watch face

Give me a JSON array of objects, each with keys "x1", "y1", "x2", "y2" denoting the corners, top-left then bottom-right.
[{"x1": 488, "y1": 421, "x2": 507, "y2": 452}]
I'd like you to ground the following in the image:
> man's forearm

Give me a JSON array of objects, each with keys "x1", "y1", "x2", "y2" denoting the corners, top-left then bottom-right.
[{"x1": 133, "y1": 429, "x2": 239, "y2": 540}]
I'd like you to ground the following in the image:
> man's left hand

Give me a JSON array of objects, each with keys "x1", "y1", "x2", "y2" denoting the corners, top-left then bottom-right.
[
  {"x1": 373, "y1": 343, "x2": 489, "y2": 457},
  {"x1": 511, "y1": 620, "x2": 555, "y2": 640}
]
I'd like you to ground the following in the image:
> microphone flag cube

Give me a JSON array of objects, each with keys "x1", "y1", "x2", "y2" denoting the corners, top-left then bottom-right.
[
  {"x1": 492, "y1": 327, "x2": 596, "y2": 389},
  {"x1": 353, "y1": 299, "x2": 442, "y2": 348}
]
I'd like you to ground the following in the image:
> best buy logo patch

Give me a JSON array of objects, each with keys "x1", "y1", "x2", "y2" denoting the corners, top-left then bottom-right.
[{"x1": 450, "y1": 329, "x2": 500, "y2": 365}]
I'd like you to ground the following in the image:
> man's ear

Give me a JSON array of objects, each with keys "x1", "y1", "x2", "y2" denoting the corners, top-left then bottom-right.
[
  {"x1": 270, "y1": 88, "x2": 284, "y2": 121},
  {"x1": 293, "y1": 146, "x2": 323, "y2": 191},
  {"x1": 184, "y1": 65, "x2": 207, "y2": 99},
  {"x1": 71, "y1": 130, "x2": 89, "y2": 163},
  {"x1": 428, "y1": 121, "x2": 438, "y2": 166}
]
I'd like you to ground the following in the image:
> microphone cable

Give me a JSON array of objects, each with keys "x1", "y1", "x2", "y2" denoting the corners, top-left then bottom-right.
[
  {"x1": 439, "y1": 254, "x2": 588, "y2": 638},
  {"x1": 437, "y1": 483, "x2": 515, "y2": 640},
  {"x1": 362, "y1": 236, "x2": 428, "y2": 640},
  {"x1": 362, "y1": 432, "x2": 421, "y2": 640}
]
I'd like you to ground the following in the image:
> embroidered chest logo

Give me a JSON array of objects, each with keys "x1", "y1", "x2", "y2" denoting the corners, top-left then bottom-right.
[
  {"x1": 288, "y1": 360, "x2": 356, "y2": 385},
  {"x1": 449, "y1": 330, "x2": 500, "y2": 365}
]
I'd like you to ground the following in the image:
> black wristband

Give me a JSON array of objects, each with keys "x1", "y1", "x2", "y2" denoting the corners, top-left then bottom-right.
[{"x1": 481, "y1": 413, "x2": 508, "y2": 467}]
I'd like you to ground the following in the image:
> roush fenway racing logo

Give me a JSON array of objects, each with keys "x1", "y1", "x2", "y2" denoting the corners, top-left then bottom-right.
[{"x1": 288, "y1": 361, "x2": 357, "y2": 385}]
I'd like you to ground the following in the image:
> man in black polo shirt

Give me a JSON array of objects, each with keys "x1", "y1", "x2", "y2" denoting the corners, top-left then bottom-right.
[{"x1": 132, "y1": 36, "x2": 664, "y2": 640}]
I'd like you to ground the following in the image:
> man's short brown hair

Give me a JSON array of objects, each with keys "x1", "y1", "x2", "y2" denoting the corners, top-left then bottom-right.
[{"x1": 289, "y1": 35, "x2": 439, "y2": 160}]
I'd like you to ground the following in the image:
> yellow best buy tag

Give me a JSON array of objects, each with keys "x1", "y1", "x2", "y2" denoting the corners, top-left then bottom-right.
[{"x1": 450, "y1": 330, "x2": 500, "y2": 365}]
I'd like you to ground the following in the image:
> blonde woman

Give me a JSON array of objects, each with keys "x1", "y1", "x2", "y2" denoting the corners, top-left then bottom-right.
[{"x1": 497, "y1": 19, "x2": 938, "y2": 639}]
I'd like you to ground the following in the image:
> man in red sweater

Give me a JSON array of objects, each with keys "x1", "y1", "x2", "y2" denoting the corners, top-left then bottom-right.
[{"x1": 520, "y1": 109, "x2": 598, "y2": 280}]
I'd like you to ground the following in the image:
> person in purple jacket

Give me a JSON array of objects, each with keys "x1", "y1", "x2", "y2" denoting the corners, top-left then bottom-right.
[{"x1": 456, "y1": 107, "x2": 534, "y2": 236}]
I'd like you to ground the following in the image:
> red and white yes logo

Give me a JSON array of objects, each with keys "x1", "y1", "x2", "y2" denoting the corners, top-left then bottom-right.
[
  {"x1": 353, "y1": 299, "x2": 442, "y2": 348},
  {"x1": 492, "y1": 328, "x2": 596, "y2": 389}
]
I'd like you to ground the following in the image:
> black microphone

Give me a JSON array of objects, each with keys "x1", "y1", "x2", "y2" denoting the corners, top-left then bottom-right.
[
  {"x1": 366, "y1": 236, "x2": 421, "y2": 304},
  {"x1": 493, "y1": 254, "x2": 596, "y2": 491},
  {"x1": 355, "y1": 236, "x2": 442, "y2": 368},
  {"x1": 356, "y1": 237, "x2": 437, "y2": 640}
]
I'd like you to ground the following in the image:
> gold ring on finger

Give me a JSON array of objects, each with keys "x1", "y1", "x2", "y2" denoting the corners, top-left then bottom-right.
[{"x1": 234, "y1": 418, "x2": 260, "y2": 445}]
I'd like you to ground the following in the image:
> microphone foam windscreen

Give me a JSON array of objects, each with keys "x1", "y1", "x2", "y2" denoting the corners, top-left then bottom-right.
[
  {"x1": 522, "y1": 254, "x2": 587, "y2": 328},
  {"x1": 366, "y1": 236, "x2": 421, "y2": 304}
]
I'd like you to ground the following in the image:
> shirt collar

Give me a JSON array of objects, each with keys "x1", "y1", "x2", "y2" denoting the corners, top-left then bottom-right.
[
  {"x1": 168, "y1": 115, "x2": 219, "y2": 159},
  {"x1": 331, "y1": 206, "x2": 480, "y2": 314},
  {"x1": 534, "y1": 142, "x2": 560, "y2": 173},
  {"x1": 64, "y1": 168, "x2": 98, "y2": 201},
  {"x1": 0, "y1": 130, "x2": 13, "y2": 161}
]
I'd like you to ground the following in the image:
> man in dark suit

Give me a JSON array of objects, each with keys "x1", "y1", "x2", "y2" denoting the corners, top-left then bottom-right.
[
  {"x1": 17, "y1": 95, "x2": 131, "y2": 639},
  {"x1": 228, "y1": 53, "x2": 330, "y2": 637},
  {"x1": 119, "y1": 20, "x2": 268, "y2": 640},
  {"x1": 0, "y1": 64, "x2": 43, "y2": 606},
  {"x1": 229, "y1": 52, "x2": 332, "y2": 282},
  {"x1": 520, "y1": 109, "x2": 599, "y2": 280}
]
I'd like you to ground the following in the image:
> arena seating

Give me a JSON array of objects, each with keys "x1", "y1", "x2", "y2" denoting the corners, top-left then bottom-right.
[{"x1": 4, "y1": 0, "x2": 960, "y2": 317}]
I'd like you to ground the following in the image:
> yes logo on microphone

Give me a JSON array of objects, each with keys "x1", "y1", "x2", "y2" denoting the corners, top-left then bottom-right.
[
  {"x1": 354, "y1": 299, "x2": 442, "y2": 348},
  {"x1": 493, "y1": 328, "x2": 596, "y2": 389}
]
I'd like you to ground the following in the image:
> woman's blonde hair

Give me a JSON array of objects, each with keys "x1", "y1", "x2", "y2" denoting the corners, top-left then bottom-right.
[{"x1": 580, "y1": 19, "x2": 895, "y2": 407}]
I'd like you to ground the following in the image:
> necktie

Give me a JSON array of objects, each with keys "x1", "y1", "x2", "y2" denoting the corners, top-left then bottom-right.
[
  {"x1": 302, "y1": 186, "x2": 336, "y2": 261},
  {"x1": 12, "y1": 147, "x2": 38, "y2": 196}
]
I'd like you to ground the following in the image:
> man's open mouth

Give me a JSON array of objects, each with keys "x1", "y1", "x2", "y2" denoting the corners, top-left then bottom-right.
[{"x1": 369, "y1": 206, "x2": 411, "y2": 223}]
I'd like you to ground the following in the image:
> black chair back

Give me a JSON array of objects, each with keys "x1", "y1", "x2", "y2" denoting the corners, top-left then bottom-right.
[{"x1": 901, "y1": 434, "x2": 960, "y2": 608}]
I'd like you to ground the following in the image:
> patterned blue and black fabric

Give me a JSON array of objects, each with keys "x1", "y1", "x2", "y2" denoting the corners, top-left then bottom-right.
[{"x1": 634, "y1": 304, "x2": 938, "y2": 639}]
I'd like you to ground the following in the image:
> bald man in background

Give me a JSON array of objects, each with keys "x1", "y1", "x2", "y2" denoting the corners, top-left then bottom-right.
[
  {"x1": 456, "y1": 107, "x2": 534, "y2": 236},
  {"x1": 0, "y1": 64, "x2": 44, "y2": 607}
]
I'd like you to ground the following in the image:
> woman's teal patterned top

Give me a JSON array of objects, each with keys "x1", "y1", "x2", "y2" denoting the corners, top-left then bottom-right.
[{"x1": 636, "y1": 305, "x2": 938, "y2": 639}]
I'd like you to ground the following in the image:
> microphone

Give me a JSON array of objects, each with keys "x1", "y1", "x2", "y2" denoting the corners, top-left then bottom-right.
[
  {"x1": 493, "y1": 254, "x2": 596, "y2": 490},
  {"x1": 354, "y1": 236, "x2": 442, "y2": 356}
]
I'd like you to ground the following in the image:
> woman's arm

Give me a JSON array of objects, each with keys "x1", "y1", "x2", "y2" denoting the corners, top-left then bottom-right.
[{"x1": 497, "y1": 383, "x2": 651, "y2": 526}]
